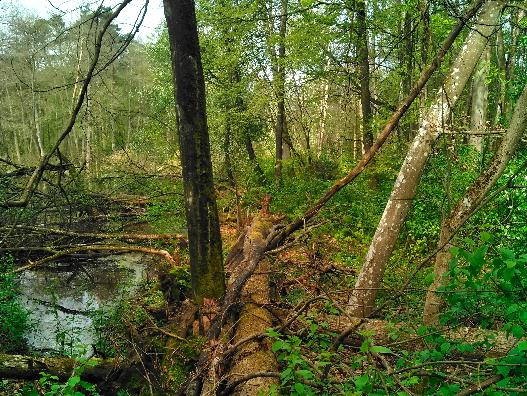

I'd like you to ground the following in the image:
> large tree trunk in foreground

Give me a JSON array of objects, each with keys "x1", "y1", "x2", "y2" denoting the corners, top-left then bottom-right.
[
  {"x1": 164, "y1": 0, "x2": 225, "y2": 304},
  {"x1": 347, "y1": 0, "x2": 505, "y2": 318},
  {"x1": 423, "y1": 83, "x2": 527, "y2": 325},
  {"x1": 201, "y1": 215, "x2": 278, "y2": 395}
]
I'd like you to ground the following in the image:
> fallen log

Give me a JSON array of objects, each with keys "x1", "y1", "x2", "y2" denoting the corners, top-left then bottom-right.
[
  {"x1": 0, "y1": 354, "x2": 119, "y2": 382},
  {"x1": 198, "y1": 215, "x2": 279, "y2": 396},
  {"x1": 3, "y1": 225, "x2": 187, "y2": 243},
  {"x1": 222, "y1": 220, "x2": 278, "y2": 396}
]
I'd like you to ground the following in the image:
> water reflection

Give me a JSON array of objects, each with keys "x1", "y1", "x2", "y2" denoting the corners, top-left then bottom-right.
[{"x1": 17, "y1": 253, "x2": 146, "y2": 357}]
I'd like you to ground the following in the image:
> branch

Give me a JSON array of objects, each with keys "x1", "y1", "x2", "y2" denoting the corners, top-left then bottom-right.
[
  {"x1": 14, "y1": 244, "x2": 178, "y2": 273},
  {"x1": 455, "y1": 375, "x2": 502, "y2": 396},
  {"x1": 3, "y1": 225, "x2": 187, "y2": 243}
]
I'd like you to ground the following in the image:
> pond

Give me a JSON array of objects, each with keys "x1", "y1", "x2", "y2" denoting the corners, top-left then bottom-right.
[{"x1": 17, "y1": 253, "x2": 147, "y2": 357}]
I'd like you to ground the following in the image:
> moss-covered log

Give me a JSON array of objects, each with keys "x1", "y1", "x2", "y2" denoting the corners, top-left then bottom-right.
[{"x1": 0, "y1": 354, "x2": 119, "y2": 381}]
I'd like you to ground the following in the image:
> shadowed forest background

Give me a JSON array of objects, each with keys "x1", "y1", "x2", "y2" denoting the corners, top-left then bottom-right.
[{"x1": 1, "y1": 0, "x2": 527, "y2": 395}]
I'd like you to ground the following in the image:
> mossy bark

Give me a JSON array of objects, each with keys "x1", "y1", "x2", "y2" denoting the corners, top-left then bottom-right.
[
  {"x1": 0, "y1": 354, "x2": 117, "y2": 382},
  {"x1": 163, "y1": 0, "x2": 225, "y2": 304}
]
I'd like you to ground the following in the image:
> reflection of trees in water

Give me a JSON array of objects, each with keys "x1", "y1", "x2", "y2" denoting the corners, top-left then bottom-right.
[{"x1": 18, "y1": 253, "x2": 145, "y2": 355}]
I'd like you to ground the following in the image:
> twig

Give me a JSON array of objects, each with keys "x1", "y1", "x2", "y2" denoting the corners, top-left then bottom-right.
[{"x1": 455, "y1": 375, "x2": 502, "y2": 396}]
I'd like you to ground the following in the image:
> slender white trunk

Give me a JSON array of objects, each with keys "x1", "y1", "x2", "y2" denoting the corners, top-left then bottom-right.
[
  {"x1": 347, "y1": 1, "x2": 505, "y2": 317},
  {"x1": 31, "y1": 64, "x2": 44, "y2": 159},
  {"x1": 469, "y1": 46, "x2": 489, "y2": 151},
  {"x1": 318, "y1": 78, "x2": 330, "y2": 157}
]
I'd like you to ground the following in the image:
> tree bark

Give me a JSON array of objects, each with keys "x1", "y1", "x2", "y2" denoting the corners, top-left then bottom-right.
[
  {"x1": 274, "y1": 0, "x2": 288, "y2": 180},
  {"x1": 423, "y1": 83, "x2": 527, "y2": 325},
  {"x1": 244, "y1": 134, "x2": 267, "y2": 185},
  {"x1": 0, "y1": 354, "x2": 118, "y2": 382},
  {"x1": 469, "y1": 46, "x2": 489, "y2": 152},
  {"x1": 356, "y1": 0, "x2": 373, "y2": 152},
  {"x1": 164, "y1": 0, "x2": 226, "y2": 304},
  {"x1": 347, "y1": 0, "x2": 505, "y2": 318}
]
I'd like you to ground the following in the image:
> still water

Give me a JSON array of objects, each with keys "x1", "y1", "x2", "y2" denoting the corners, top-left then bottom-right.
[{"x1": 17, "y1": 253, "x2": 146, "y2": 357}]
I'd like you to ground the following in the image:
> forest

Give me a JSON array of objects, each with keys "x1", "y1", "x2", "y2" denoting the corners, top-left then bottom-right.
[{"x1": 0, "y1": 0, "x2": 526, "y2": 394}]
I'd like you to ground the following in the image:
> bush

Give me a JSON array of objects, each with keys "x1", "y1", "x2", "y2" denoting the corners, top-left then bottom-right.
[{"x1": 0, "y1": 254, "x2": 30, "y2": 353}]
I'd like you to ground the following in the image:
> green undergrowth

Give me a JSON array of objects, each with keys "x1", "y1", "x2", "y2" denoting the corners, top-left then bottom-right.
[
  {"x1": 0, "y1": 254, "x2": 30, "y2": 353},
  {"x1": 267, "y1": 236, "x2": 527, "y2": 395}
]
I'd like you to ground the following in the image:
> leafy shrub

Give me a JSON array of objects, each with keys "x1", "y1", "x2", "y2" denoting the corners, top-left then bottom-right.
[
  {"x1": 0, "y1": 254, "x2": 30, "y2": 353},
  {"x1": 441, "y1": 235, "x2": 527, "y2": 333},
  {"x1": 19, "y1": 366, "x2": 100, "y2": 396}
]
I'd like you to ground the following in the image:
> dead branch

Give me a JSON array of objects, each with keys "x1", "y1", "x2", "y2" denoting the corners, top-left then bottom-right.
[
  {"x1": 14, "y1": 244, "x2": 178, "y2": 273},
  {"x1": 3, "y1": 225, "x2": 187, "y2": 243},
  {"x1": 455, "y1": 375, "x2": 502, "y2": 396}
]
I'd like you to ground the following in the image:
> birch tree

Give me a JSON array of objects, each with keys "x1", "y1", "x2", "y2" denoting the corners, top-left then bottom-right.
[
  {"x1": 423, "y1": 82, "x2": 527, "y2": 325},
  {"x1": 347, "y1": 0, "x2": 505, "y2": 317},
  {"x1": 469, "y1": 46, "x2": 490, "y2": 151}
]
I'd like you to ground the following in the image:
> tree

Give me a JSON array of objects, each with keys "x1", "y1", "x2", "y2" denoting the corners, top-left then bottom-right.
[
  {"x1": 163, "y1": 0, "x2": 225, "y2": 304},
  {"x1": 423, "y1": 82, "x2": 527, "y2": 325},
  {"x1": 347, "y1": 0, "x2": 505, "y2": 317},
  {"x1": 356, "y1": 0, "x2": 373, "y2": 153}
]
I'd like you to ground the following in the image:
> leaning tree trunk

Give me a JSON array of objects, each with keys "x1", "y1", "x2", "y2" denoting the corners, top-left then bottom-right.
[
  {"x1": 347, "y1": 0, "x2": 505, "y2": 318},
  {"x1": 423, "y1": 83, "x2": 527, "y2": 325},
  {"x1": 164, "y1": 0, "x2": 225, "y2": 304}
]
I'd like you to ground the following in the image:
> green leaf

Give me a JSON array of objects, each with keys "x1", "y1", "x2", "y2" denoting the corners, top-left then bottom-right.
[
  {"x1": 266, "y1": 328, "x2": 280, "y2": 338},
  {"x1": 67, "y1": 375, "x2": 81, "y2": 387},
  {"x1": 354, "y1": 374, "x2": 369, "y2": 390},
  {"x1": 294, "y1": 382, "x2": 305, "y2": 394},
  {"x1": 296, "y1": 369, "x2": 314, "y2": 380},
  {"x1": 370, "y1": 346, "x2": 392, "y2": 354},
  {"x1": 511, "y1": 325, "x2": 524, "y2": 339},
  {"x1": 272, "y1": 340, "x2": 290, "y2": 353},
  {"x1": 480, "y1": 232, "x2": 492, "y2": 242},
  {"x1": 440, "y1": 342, "x2": 451, "y2": 354},
  {"x1": 499, "y1": 248, "x2": 515, "y2": 260},
  {"x1": 517, "y1": 341, "x2": 527, "y2": 351}
]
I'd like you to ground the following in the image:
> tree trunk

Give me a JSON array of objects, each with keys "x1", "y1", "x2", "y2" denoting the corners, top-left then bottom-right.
[
  {"x1": 419, "y1": 0, "x2": 431, "y2": 105},
  {"x1": 317, "y1": 77, "x2": 330, "y2": 157},
  {"x1": 356, "y1": 0, "x2": 373, "y2": 153},
  {"x1": 469, "y1": 46, "x2": 489, "y2": 152},
  {"x1": 274, "y1": 0, "x2": 288, "y2": 181},
  {"x1": 423, "y1": 83, "x2": 527, "y2": 325},
  {"x1": 163, "y1": 0, "x2": 226, "y2": 304},
  {"x1": 224, "y1": 124, "x2": 236, "y2": 187},
  {"x1": 401, "y1": 8, "x2": 415, "y2": 140},
  {"x1": 347, "y1": 0, "x2": 505, "y2": 318},
  {"x1": 31, "y1": 64, "x2": 44, "y2": 159},
  {"x1": 244, "y1": 134, "x2": 267, "y2": 185}
]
